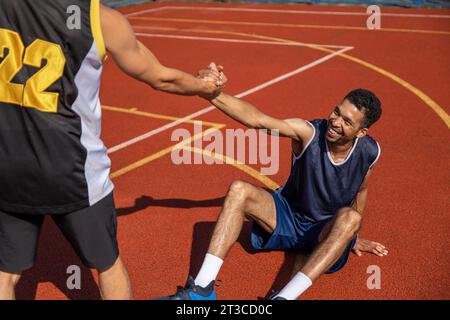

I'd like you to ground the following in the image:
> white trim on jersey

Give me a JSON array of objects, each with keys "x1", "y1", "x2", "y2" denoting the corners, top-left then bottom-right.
[
  {"x1": 325, "y1": 137, "x2": 359, "y2": 166},
  {"x1": 292, "y1": 120, "x2": 316, "y2": 164},
  {"x1": 71, "y1": 43, "x2": 114, "y2": 206},
  {"x1": 369, "y1": 142, "x2": 382, "y2": 169},
  {"x1": 278, "y1": 120, "x2": 316, "y2": 195}
]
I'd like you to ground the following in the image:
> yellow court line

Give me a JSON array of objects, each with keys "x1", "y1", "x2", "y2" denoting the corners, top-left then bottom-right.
[
  {"x1": 133, "y1": 26, "x2": 449, "y2": 129},
  {"x1": 108, "y1": 24, "x2": 449, "y2": 185},
  {"x1": 181, "y1": 146, "x2": 280, "y2": 190},
  {"x1": 130, "y1": 25, "x2": 450, "y2": 128},
  {"x1": 214, "y1": 31, "x2": 450, "y2": 129},
  {"x1": 110, "y1": 124, "x2": 224, "y2": 179},
  {"x1": 110, "y1": 122, "x2": 280, "y2": 190},
  {"x1": 102, "y1": 105, "x2": 225, "y2": 127},
  {"x1": 129, "y1": 16, "x2": 450, "y2": 36}
]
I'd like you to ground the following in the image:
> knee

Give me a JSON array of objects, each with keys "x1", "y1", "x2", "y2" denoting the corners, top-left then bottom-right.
[
  {"x1": 227, "y1": 180, "x2": 251, "y2": 202},
  {"x1": 0, "y1": 271, "x2": 21, "y2": 288},
  {"x1": 336, "y1": 207, "x2": 362, "y2": 236}
]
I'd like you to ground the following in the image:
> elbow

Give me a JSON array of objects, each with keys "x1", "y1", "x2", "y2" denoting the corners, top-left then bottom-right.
[
  {"x1": 249, "y1": 115, "x2": 265, "y2": 130},
  {"x1": 149, "y1": 79, "x2": 166, "y2": 91},
  {"x1": 149, "y1": 77, "x2": 173, "y2": 92}
]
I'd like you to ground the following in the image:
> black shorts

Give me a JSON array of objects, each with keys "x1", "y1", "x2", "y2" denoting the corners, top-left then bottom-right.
[{"x1": 0, "y1": 192, "x2": 119, "y2": 273}]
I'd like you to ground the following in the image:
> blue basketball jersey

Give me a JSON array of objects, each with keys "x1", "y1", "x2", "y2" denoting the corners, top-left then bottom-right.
[{"x1": 278, "y1": 119, "x2": 381, "y2": 222}]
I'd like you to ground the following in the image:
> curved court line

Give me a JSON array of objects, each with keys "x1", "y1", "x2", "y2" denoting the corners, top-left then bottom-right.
[
  {"x1": 128, "y1": 17, "x2": 450, "y2": 36},
  {"x1": 181, "y1": 146, "x2": 280, "y2": 190},
  {"x1": 149, "y1": 26, "x2": 449, "y2": 129},
  {"x1": 221, "y1": 31, "x2": 450, "y2": 129},
  {"x1": 110, "y1": 124, "x2": 280, "y2": 191},
  {"x1": 107, "y1": 47, "x2": 350, "y2": 155},
  {"x1": 102, "y1": 105, "x2": 224, "y2": 127},
  {"x1": 110, "y1": 125, "x2": 223, "y2": 179}
]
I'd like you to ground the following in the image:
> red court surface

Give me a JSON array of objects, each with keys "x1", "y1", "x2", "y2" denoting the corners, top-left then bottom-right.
[{"x1": 18, "y1": 1, "x2": 450, "y2": 300}]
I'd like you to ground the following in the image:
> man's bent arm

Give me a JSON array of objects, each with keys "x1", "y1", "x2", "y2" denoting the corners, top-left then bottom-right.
[
  {"x1": 100, "y1": 5, "x2": 217, "y2": 96},
  {"x1": 210, "y1": 92, "x2": 314, "y2": 144}
]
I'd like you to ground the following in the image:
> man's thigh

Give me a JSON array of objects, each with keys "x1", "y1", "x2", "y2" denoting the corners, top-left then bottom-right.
[
  {"x1": 0, "y1": 210, "x2": 44, "y2": 273},
  {"x1": 240, "y1": 182, "x2": 277, "y2": 234},
  {"x1": 52, "y1": 192, "x2": 119, "y2": 270}
]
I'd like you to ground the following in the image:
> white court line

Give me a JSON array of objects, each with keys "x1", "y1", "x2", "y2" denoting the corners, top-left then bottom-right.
[
  {"x1": 126, "y1": 5, "x2": 450, "y2": 19},
  {"x1": 125, "y1": 7, "x2": 166, "y2": 17},
  {"x1": 133, "y1": 31, "x2": 352, "y2": 49},
  {"x1": 107, "y1": 46, "x2": 352, "y2": 154}
]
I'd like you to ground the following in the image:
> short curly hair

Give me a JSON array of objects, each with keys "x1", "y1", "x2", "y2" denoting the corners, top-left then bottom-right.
[{"x1": 344, "y1": 89, "x2": 382, "y2": 128}]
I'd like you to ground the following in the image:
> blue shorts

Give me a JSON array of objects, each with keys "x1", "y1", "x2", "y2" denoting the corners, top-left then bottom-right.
[{"x1": 251, "y1": 192, "x2": 356, "y2": 273}]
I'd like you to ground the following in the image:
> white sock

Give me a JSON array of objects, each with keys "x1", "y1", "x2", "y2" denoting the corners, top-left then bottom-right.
[
  {"x1": 275, "y1": 272, "x2": 313, "y2": 300},
  {"x1": 194, "y1": 253, "x2": 224, "y2": 288}
]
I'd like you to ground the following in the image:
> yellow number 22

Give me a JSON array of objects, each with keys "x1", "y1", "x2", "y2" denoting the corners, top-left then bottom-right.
[{"x1": 0, "y1": 28, "x2": 66, "y2": 113}]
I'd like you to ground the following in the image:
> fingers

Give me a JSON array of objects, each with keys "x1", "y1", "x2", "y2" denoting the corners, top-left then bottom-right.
[
  {"x1": 370, "y1": 244, "x2": 388, "y2": 257},
  {"x1": 373, "y1": 242, "x2": 385, "y2": 249},
  {"x1": 373, "y1": 242, "x2": 388, "y2": 256},
  {"x1": 198, "y1": 69, "x2": 221, "y2": 86},
  {"x1": 352, "y1": 238, "x2": 388, "y2": 257},
  {"x1": 219, "y1": 72, "x2": 228, "y2": 86},
  {"x1": 377, "y1": 246, "x2": 388, "y2": 256},
  {"x1": 198, "y1": 63, "x2": 227, "y2": 97},
  {"x1": 208, "y1": 62, "x2": 219, "y2": 73}
]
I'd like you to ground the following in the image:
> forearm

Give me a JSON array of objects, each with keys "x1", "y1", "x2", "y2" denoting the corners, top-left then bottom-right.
[
  {"x1": 101, "y1": 6, "x2": 214, "y2": 97},
  {"x1": 211, "y1": 93, "x2": 263, "y2": 128},
  {"x1": 150, "y1": 67, "x2": 209, "y2": 96},
  {"x1": 133, "y1": 42, "x2": 208, "y2": 96}
]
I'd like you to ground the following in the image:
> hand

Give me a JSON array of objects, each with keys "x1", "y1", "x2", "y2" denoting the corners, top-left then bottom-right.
[
  {"x1": 352, "y1": 237, "x2": 388, "y2": 257},
  {"x1": 197, "y1": 62, "x2": 228, "y2": 100}
]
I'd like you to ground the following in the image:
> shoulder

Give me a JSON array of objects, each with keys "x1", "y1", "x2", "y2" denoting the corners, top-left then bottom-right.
[
  {"x1": 309, "y1": 118, "x2": 327, "y2": 129},
  {"x1": 306, "y1": 119, "x2": 327, "y2": 136},
  {"x1": 359, "y1": 135, "x2": 381, "y2": 168}
]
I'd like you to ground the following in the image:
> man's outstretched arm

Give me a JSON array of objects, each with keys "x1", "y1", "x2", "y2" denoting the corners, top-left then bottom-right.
[
  {"x1": 100, "y1": 5, "x2": 222, "y2": 97},
  {"x1": 210, "y1": 92, "x2": 314, "y2": 145}
]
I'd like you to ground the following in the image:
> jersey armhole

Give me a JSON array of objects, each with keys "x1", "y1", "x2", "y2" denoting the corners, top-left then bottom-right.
[
  {"x1": 293, "y1": 120, "x2": 316, "y2": 161},
  {"x1": 90, "y1": 0, "x2": 106, "y2": 63},
  {"x1": 369, "y1": 142, "x2": 381, "y2": 169}
]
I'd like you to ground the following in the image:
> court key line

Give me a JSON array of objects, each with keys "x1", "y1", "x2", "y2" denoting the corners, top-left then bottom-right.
[{"x1": 107, "y1": 46, "x2": 352, "y2": 154}]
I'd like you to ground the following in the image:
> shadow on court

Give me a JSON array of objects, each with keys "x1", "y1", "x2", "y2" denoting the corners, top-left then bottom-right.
[
  {"x1": 116, "y1": 195, "x2": 226, "y2": 216},
  {"x1": 15, "y1": 218, "x2": 101, "y2": 300},
  {"x1": 116, "y1": 194, "x2": 304, "y2": 299}
]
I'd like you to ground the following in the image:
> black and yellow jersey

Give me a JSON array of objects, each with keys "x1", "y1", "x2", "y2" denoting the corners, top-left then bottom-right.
[{"x1": 0, "y1": 0, "x2": 113, "y2": 214}]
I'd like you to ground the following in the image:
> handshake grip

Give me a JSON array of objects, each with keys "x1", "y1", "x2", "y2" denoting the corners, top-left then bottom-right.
[{"x1": 197, "y1": 62, "x2": 227, "y2": 100}]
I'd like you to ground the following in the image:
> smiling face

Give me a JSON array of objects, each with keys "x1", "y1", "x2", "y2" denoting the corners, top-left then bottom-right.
[{"x1": 326, "y1": 99, "x2": 369, "y2": 144}]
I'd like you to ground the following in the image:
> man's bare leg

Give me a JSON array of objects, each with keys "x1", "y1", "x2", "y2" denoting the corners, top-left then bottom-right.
[
  {"x1": 292, "y1": 237, "x2": 388, "y2": 276},
  {"x1": 194, "y1": 180, "x2": 277, "y2": 288},
  {"x1": 300, "y1": 207, "x2": 362, "y2": 281},
  {"x1": 275, "y1": 207, "x2": 362, "y2": 300},
  {"x1": 0, "y1": 271, "x2": 21, "y2": 300},
  {"x1": 97, "y1": 256, "x2": 133, "y2": 300}
]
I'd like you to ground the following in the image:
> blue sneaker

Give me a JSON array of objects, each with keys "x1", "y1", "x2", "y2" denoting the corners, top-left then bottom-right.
[
  {"x1": 267, "y1": 290, "x2": 287, "y2": 300},
  {"x1": 154, "y1": 276, "x2": 216, "y2": 300}
]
